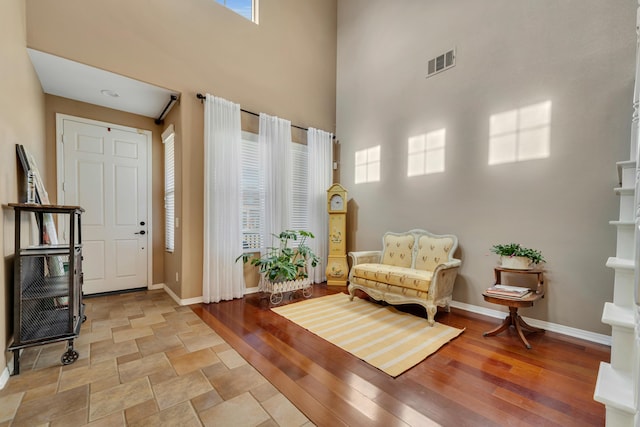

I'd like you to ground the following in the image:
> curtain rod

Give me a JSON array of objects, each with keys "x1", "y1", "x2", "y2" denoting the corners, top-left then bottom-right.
[
  {"x1": 155, "y1": 94, "x2": 179, "y2": 125},
  {"x1": 196, "y1": 93, "x2": 335, "y2": 138}
]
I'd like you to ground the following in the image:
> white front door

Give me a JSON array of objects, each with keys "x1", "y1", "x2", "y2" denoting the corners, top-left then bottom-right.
[{"x1": 57, "y1": 114, "x2": 151, "y2": 294}]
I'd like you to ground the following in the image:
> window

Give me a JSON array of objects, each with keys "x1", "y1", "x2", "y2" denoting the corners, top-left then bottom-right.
[
  {"x1": 216, "y1": 0, "x2": 257, "y2": 22},
  {"x1": 240, "y1": 132, "x2": 263, "y2": 250},
  {"x1": 290, "y1": 142, "x2": 309, "y2": 231},
  {"x1": 239, "y1": 132, "x2": 309, "y2": 251},
  {"x1": 355, "y1": 145, "x2": 381, "y2": 184},
  {"x1": 407, "y1": 129, "x2": 446, "y2": 177},
  {"x1": 162, "y1": 125, "x2": 175, "y2": 253}
]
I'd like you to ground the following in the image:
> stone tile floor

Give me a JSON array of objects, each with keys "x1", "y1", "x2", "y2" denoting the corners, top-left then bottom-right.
[{"x1": 0, "y1": 290, "x2": 312, "y2": 426}]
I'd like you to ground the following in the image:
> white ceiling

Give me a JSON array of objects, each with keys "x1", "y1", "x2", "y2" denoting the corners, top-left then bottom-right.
[{"x1": 27, "y1": 49, "x2": 179, "y2": 120}]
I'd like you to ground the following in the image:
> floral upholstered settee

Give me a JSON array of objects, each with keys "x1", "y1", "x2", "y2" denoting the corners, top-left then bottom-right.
[{"x1": 348, "y1": 229, "x2": 461, "y2": 326}]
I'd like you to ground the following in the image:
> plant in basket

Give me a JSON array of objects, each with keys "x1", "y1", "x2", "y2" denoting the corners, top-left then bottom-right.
[
  {"x1": 490, "y1": 243, "x2": 545, "y2": 269},
  {"x1": 236, "y1": 230, "x2": 320, "y2": 304}
]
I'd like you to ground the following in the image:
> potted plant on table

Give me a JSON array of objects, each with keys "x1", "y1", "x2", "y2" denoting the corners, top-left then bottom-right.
[
  {"x1": 490, "y1": 243, "x2": 545, "y2": 270},
  {"x1": 236, "y1": 230, "x2": 320, "y2": 304}
]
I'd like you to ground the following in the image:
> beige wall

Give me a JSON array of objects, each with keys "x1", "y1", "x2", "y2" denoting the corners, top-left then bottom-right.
[
  {"x1": 43, "y1": 95, "x2": 165, "y2": 285},
  {"x1": 26, "y1": 0, "x2": 338, "y2": 299},
  {"x1": 1, "y1": 0, "x2": 47, "y2": 373},
  {"x1": 337, "y1": 0, "x2": 636, "y2": 334}
]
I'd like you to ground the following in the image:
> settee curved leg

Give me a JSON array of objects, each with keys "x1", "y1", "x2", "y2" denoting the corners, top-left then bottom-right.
[
  {"x1": 426, "y1": 304, "x2": 437, "y2": 326},
  {"x1": 347, "y1": 284, "x2": 355, "y2": 301}
]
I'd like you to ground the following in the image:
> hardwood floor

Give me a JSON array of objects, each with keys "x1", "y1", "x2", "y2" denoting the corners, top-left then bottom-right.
[{"x1": 192, "y1": 285, "x2": 609, "y2": 427}]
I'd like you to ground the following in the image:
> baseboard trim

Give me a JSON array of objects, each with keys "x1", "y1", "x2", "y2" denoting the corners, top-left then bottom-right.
[
  {"x1": 450, "y1": 300, "x2": 612, "y2": 346},
  {"x1": 162, "y1": 284, "x2": 204, "y2": 306},
  {"x1": 0, "y1": 365, "x2": 10, "y2": 390},
  {"x1": 0, "y1": 348, "x2": 17, "y2": 390},
  {"x1": 148, "y1": 283, "x2": 164, "y2": 291}
]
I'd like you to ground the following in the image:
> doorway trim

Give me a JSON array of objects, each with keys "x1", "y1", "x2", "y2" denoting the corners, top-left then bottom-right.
[{"x1": 55, "y1": 113, "x2": 154, "y2": 290}]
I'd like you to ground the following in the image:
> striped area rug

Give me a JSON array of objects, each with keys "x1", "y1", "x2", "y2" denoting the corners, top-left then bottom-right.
[{"x1": 271, "y1": 293, "x2": 464, "y2": 377}]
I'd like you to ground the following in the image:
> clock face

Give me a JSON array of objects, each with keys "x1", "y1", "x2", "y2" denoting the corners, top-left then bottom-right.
[{"x1": 330, "y1": 194, "x2": 344, "y2": 211}]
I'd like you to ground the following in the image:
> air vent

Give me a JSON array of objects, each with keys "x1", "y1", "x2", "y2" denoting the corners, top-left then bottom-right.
[{"x1": 427, "y1": 48, "x2": 456, "y2": 78}]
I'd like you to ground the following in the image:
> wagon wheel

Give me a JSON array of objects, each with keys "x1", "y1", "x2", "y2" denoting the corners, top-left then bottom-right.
[
  {"x1": 302, "y1": 285, "x2": 313, "y2": 298},
  {"x1": 270, "y1": 292, "x2": 284, "y2": 305},
  {"x1": 61, "y1": 349, "x2": 79, "y2": 365}
]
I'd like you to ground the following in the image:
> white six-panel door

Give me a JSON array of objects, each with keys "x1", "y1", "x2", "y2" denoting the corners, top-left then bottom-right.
[{"x1": 57, "y1": 114, "x2": 151, "y2": 294}]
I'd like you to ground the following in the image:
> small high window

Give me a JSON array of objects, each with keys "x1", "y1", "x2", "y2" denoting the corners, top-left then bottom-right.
[{"x1": 216, "y1": 0, "x2": 257, "y2": 23}]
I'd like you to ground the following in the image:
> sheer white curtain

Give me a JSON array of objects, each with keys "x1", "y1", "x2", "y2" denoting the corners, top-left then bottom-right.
[
  {"x1": 307, "y1": 128, "x2": 333, "y2": 283},
  {"x1": 203, "y1": 94, "x2": 244, "y2": 303},
  {"x1": 259, "y1": 113, "x2": 292, "y2": 247}
]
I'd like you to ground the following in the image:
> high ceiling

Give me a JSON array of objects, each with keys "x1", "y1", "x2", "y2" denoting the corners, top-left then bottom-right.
[{"x1": 27, "y1": 49, "x2": 179, "y2": 120}]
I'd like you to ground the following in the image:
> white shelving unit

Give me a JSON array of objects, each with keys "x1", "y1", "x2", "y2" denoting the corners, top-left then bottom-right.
[
  {"x1": 593, "y1": 3, "x2": 640, "y2": 424},
  {"x1": 594, "y1": 162, "x2": 638, "y2": 425}
]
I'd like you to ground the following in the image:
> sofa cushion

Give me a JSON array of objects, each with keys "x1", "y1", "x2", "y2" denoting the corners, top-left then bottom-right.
[
  {"x1": 350, "y1": 276, "x2": 429, "y2": 299},
  {"x1": 415, "y1": 235, "x2": 455, "y2": 271},
  {"x1": 381, "y1": 234, "x2": 414, "y2": 268},
  {"x1": 351, "y1": 263, "x2": 432, "y2": 292}
]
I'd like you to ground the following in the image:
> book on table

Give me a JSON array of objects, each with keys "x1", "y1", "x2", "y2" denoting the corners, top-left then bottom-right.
[{"x1": 485, "y1": 284, "x2": 531, "y2": 298}]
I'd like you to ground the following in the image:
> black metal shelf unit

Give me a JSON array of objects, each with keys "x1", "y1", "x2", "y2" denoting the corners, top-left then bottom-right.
[{"x1": 8, "y1": 203, "x2": 84, "y2": 375}]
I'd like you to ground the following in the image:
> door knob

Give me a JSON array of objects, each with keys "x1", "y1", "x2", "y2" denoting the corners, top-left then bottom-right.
[{"x1": 135, "y1": 230, "x2": 146, "y2": 235}]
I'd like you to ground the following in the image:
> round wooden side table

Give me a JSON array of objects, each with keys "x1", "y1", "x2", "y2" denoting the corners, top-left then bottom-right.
[{"x1": 482, "y1": 267, "x2": 545, "y2": 349}]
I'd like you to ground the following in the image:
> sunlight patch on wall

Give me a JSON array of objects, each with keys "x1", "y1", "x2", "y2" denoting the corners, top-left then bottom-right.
[
  {"x1": 355, "y1": 145, "x2": 381, "y2": 184},
  {"x1": 407, "y1": 129, "x2": 446, "y2": 177},
  {"x1": 488, "y1": 101, "x2": 552, "y2": 165}
]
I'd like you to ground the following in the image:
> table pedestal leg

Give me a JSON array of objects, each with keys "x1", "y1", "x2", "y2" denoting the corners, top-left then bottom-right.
[
  {"x1": 483, "y1": 306, "x2": 544, "y2": 349},
  {"x1": 483, "y1": 313, "x2": 512, "y2": 337}
]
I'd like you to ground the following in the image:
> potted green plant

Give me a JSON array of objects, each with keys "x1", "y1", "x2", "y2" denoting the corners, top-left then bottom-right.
[
  {"x1": 236, "y1": 230, "x2": 320, "y2": 303},
  {"x1": 490, "y1": 243, "x2": 545, "y2": 270}
]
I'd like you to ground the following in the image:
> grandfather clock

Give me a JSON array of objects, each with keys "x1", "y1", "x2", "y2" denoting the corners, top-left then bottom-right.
[{"x1": 326, "y1": 183, "x2": 348, "y2": 286}]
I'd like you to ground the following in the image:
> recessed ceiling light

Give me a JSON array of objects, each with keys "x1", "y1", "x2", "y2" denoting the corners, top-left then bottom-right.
[{"x1": 100, "y1": 89, "x2": 120, "y2": 98}]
